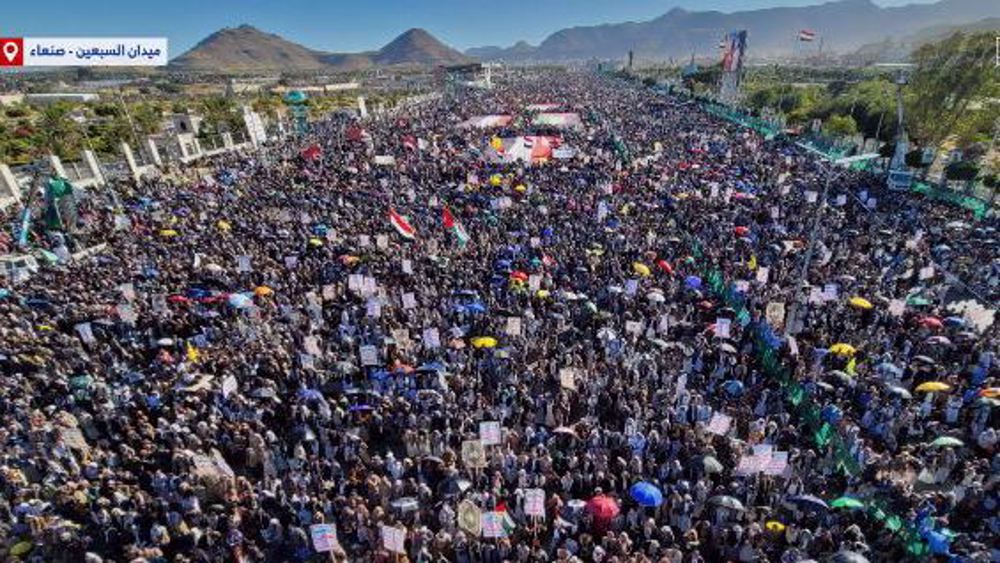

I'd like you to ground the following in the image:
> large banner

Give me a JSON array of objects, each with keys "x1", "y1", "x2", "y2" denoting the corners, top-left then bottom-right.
[{"x1": 721, "y1": 30, "x2": 747, "y2": 73}]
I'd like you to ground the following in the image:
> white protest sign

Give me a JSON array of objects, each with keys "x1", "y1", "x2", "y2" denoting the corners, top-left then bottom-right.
[
  {"x1": 525, "y1": 488, "x2": 546, "y2": 517},
  {"x1": 462, "y1": 440, "x2": 487, "y2": 468},
  {"x1": 888, "y1": 299, "x2": 906, "y2": 317},
  {"x1": 75, "y1": 322, "x2": 96, "y2": 344},
  {"x1": 304, "y1": 336, "x2": 322, "y2": 356},
  {"x1": 359, "y1": 344, "x2": 379, "y2": 366},
  {"x1": 715, "y1": 318, "x2": 731, "y2": 339},
  {"x1": 479, "y1": 421, "x2": 502, "y2": 446},
  {"x1": 358, "y1": 234, "x2": 371, "y2": 248},
  {"x1": 380, "y1": 525, "x2": 406, "y2": 554},
  {"x1": 756, "y1": 267, "x2": 769, "y2": 284},
  {"x1": 401, "y1": 259, "x2": 413, "y2": 275},
  {"x1": 625, "y1": 320, "x2": 643, "y2": 335},
  {"x1": 402, "y1": 292, "x2": 417, "y2": 310},
  {"x1": 366, "y1": 298, "x2": 381, "y2": 318},
  {"x1": 310, "y1": 524, "x2": 338, "y2": 553},
  {"x1": 422, "y1": 328, "x2": 441, "y2": 349},
  {"x1": 559, "y1": 367, "x2": 577, "y2": 390},
  {"x1": 221, "y1": 375, "x2": 238, "y2": 398},
  {"x1": 505, "y1": 316, "x2": 522, "y2": 336},
  {"x1": 237, "y1": 255, "x2": 252, "y2": 273},
  {"x1": 347, "y1": 274, "x2": 362, "y2": 293},
  {"x1": 376, "y1": 235, "x2": 389, "y2": 250},
  {"x1": 528, "y1": 274, "x2": 542, "y2": 292},
  {"x1": 118, "y1": 283, "x2": 136, "y2": 302},
  {"x1": 919, "y1": 266, "x2": 935, "y2": 280},
  {"x1": 625, "y1": 279, "x2": 639, "y2": 296},
  {"x1": 804, "y1": 191, "x2": 818, "y2": 204},
  {"x1": 822, "y1": 283, "x2": 839, "y2": 302},
  {"x1": 481, "y1": 512, "x2": 506, "y2": 538},
  {"x1": 705, "y1": 412, "x2": 732, "y2": 435}
]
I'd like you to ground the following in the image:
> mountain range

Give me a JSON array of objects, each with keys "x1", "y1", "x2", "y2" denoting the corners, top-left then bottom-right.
[
  {"x1": 467, "y1": 0, "x2": 999, "y2": 62},
  {"x1": 170, "y1": 26, "x2": 472, "y2": 72}
]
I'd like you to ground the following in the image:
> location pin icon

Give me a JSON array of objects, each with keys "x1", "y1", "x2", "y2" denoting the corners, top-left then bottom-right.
[{"x1": 2, "y1": 41, "x2": 18, "y2": 63}]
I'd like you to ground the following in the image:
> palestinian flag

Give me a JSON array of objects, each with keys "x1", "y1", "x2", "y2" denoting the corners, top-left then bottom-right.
[
  {"x1": 496, "y1": 501, "x2": 516, "y2": 536},
  {"x1": 442, "y1": 206, "x2": 469, "y2": 247},
  {"x1": 798, "y1": 29, "x2": 816, "y2": 42},
  {"x1": 388, "y1": 208, "x2": 416, "y2": 240}
]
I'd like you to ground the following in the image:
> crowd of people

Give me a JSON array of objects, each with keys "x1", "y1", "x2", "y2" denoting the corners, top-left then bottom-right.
[{"x1": 0, "y1": 70, "x2": 996, "y2": 563}]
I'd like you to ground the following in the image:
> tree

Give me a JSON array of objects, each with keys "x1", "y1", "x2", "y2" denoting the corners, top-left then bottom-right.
[
  {"x1": 823, "y1": 114, "x2": 858, "y2": 138},
  {"x1": 131, "y1": 103, "x2": 163, "y2": 135},
  {"x1": 905, "y1": 32, "x2": 998, "y2": 147},
  {"x1": 35, "y1": 102, "x2": 81, "y2": 160}
]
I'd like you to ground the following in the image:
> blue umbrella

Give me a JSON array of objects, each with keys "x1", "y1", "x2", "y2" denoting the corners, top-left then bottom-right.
[
  {"x1": 629, "y1": 482, "x2": 663, "y2": 507},
  {"x1": 723, "y1": 379, "x2": 744, "y2": 396},
  {"x1": 876, "y1": 362, "x2": 903, "y2": 377},
  {"x1": 685, "y1": 276, "x2": 702, "y2": 290},
  {"x1": 227, "y1": 293, "x2": 253, "y2": 309},
  {"x1": 297, "y1": 388, "x2": 323, "y2": 401},
  {"x1": 943, "y1": 316, "x2": 965, "y2": 327}
]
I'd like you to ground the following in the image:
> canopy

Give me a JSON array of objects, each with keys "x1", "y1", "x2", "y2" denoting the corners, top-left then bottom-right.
[
  {"x1": 830, "y1": 497, "x2": 865, "y2": 509},
  {"x1": 848, "y1": 297, "x2": 873, "y2": 310},
  {"x1": 915, "y1": 381, "x2": 951, "y2": 393},
  {"x1": 829, "y1": 343, "x2": 856, "y2": 357},
  {"x1": 586, "y1": 495, "x2": 620, "y2": 520},
  {"x1": 470, "y1": 336, "x2": 498, "y2": 349},
  {"x1": 628, "y1": 482, "x2": 663, "y2": 507},
  {"x1": 632, "y1": 262, "x2": 651, "y2": 277}
]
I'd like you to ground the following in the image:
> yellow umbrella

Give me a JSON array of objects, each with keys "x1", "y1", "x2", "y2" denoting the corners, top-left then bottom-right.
[
  {"x1": 254, "y1": 285, "x2": 274, "y2": 297},
  {"x1": 536, "y1": 289, "x2": 551, "y2": 299},
  {"x1": 10, "y1": 541, "x2": 33, "y2": 556},
  {"x1": 309, "y1": 237, "x2": 324, "y2": 247},
  {"x1": 916, "y1": 381, "x2": 951, "y2": 393},
  {"x1": 829, "y1": 343, "x2": 857, "y2": 357},
  {"x1": 490, "y1": 174, "x2": 503, "y2": 186},
  {"x1": 159, "y1": 229, "x2": 179, "y2": 237},
  {"x1": 632, "y1": 262, "x2": 652, "y2": 277},
  {"x1": 848, "y1": 296, "x2": 873, "y2": 310},
  {"x1": 470, "y1": 336, "x2": 498, "y2": 349},
  {"x1": 217, "y1": 220, "x2": 232, "y2": 231},
  {"x1": 514, "y1": 184, "x2": 527, "y2": 193},
  {"x1": 765, "y1": 521, "x2": 786, "y2": 533}
]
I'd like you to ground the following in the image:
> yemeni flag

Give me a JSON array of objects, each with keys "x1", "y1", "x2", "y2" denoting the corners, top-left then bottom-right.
[
  {"x1": 496, "y1": 501, "x2": 516, "y2": 536},
  {"x1": 442, "y1": 206, "x2": 469, "y2": 247},
  {"x1": 798, "y1": 29, "x2": 816, "y2": 42},
  {"x1": 388, "y1": 208, "x2": 416, "y2": 240}
]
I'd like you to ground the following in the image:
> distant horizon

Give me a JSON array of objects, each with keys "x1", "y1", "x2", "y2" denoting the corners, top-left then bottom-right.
[{"x1": 3, "y1": 0, "x2": 948, "y2": 58}]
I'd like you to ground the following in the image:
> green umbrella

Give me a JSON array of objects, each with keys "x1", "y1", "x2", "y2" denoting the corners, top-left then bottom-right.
[
  {"x1": 829, "y1": 496, "x2": 865, "y2": 509},
  {"x1": 929, "y1": 436, "x2": 964, "y2": 448},
  {"x1": 906, "y1": 296, "x2": 932, "y2": 306}
]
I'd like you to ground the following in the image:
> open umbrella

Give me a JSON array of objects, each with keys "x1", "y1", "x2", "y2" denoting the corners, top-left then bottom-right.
[
  {"x1": 911, "y1": 355, "x2": 936, "y2": 366},
  {"x1": 765, "y1": 521, "x2": 786, "y2": 532},
  {"x1": 825, "y1": 370, "x2": 852, "y2": 384},
  {"x1": 919, "y1": 316, "x2": 943, "y2": 329},
  {"x1": 925, "y1": 336, "x2": 952, "y2": 346},
  {"x1": 708, "y1": 495, "x2": 745, "y2": 511},
  {"x1": 227, "y1": 293, "x2": 254, "y2": 309},
  {"x1": 685, "y1": 276, "x2": 702, "y2": 290},
  {"x1": 646, "y1": 291, "x2": 666, "y2": 303},
  {"x1": 979, "y1": 388, "x2": 1000, "y2": 399},
  {"x1": 928, "y1": 436, "x2": 964, "y2": 448},
  {"x1": 702, "y1": 455, "x2": 724, "y2": 474},
  {"x1": 470, "y1": 336, "x2": 498, "y2": 349},
  {"x1": 829, "y1": 497, "x2": 865, "y2": 509},
  {"x1": 916, "y1": 381, "x2": 950, "y2": 393},
  {"x1": 632, "y1": 262, "x2": 652, "y2": 277},
  {"x1": 788, "y1": 494, "x2": 829, "y2": 512},
  {"x1": 829, "y1": 343, "x2": 856, "y2": 357},
  {"x1": 586, "y1": 495, "x2": 620, "y2": 520},
  {"x1": 827, "y1": 552, "x2": 870, "y2": 563},
  {"x1": 885, "y1": 386, "x2": 913, "y2": 400},
  {"x1": 876, "y1": 362, "x2": 903, "y2": 377},
  {"x1": 629, "y1": 482, "x2": 663, "y2": 507},
  {"x1": 847, "y1": 297, "x2": 873, "y2": 310}
]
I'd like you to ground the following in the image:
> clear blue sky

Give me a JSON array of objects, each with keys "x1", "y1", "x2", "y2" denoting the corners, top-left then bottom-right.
[{"x1": 2, "y1": 0, "x2": 936, "y2": 55}]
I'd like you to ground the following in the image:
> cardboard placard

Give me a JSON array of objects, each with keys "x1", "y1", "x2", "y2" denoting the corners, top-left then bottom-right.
[
  {"x1": 457, "y1": 500, "x2": 482, "y2": 536},
  {"x1": 462, "y1": 440, "x2": 487, "y2": 468},
  {"x1": 359, "y1": 345, "x2": 379, "y2": 366},
  {"x1": 479, "y1": 421, "x2": 502, "y2": 446},
  {"x1": 310, "y1": 524, "x2": 338, "y2": 553},
  {"x1": 524, "y1": 488, "x2": 546, "y2": 517},
  {"x1": 380, "y1": 525, "x2": 406, "y2": 554},
  {"x1": 505, "y1": 316, "x2": 522, "y2": 336}
]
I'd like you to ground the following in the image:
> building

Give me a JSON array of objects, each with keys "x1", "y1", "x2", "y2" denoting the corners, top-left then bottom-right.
[{"x1": 24, "y1": 93, "x2": 99, "y2": 105}]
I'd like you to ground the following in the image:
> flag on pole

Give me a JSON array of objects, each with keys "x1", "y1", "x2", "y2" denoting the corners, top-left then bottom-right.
[
  {"x1": 496, "y1": 501, "x2": 516, "y2": 535},
  {"x1": 798, "y1": 29, "x2": 816, "y2": 42},
  {"x1": 388, "y1": 208, "x2": 416, "y2": 240},
  {"x1": 442, "y1": 206, "x2": 469, "y2": 247}
]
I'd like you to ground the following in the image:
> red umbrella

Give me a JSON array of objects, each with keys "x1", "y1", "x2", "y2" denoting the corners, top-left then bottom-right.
[
  {"x1": 586, "y1": 495, "x2": 620, "y2": 521},
  {"x1": 167, "y1": 295, "x2": 192, "y2": 304},
  {"x1": 919, "y1": 316, "x2": 943, "y2": 330},
  {"x1": 510, "y1": 271, "x2": 529, "y2": 282},
  {"x1": 656, "y1": 259, "x2": 673, "y2": 275},
  {"x1": 734, "y1": 226, "x2": 750, "y2": 237}
]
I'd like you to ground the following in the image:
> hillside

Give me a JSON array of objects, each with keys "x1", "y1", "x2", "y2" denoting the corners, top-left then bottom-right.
[
  {"x1": 468, "y1": 0, "x2": 999, "y2": 61},
  {"x1": 169, "y1": 25, "x2": 329, "y2": 72},
  {"x1": 170, "y1": 26, "x2": 473, "y2": 73},
  {"x1": 852, "y1": 16, "x2": 1000, "y2": 62}
]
